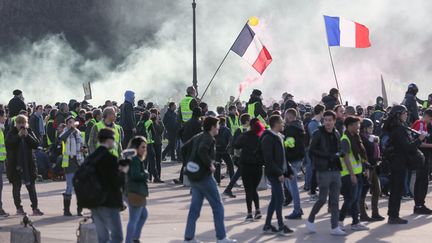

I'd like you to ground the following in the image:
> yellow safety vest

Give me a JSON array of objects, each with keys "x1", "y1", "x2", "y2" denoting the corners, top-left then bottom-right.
[
  {"x1": 144, "y1": 120, "x2": 154, "y2": 144},
  {"x1": 284, "y1": 137, "x2": 296, "y2": 149},
  {"x1": 228, "y1": 116, "x2": 241, "y2": 136},
  {"x1": 71, "y1": 111, "x2": 78, "y2": 118},
  {"x1": 247, "y1": 102, "x2": 267, "y2": 127},
  {"x1": 422, "y1": 101, "x2": 429, "y2": 109},
  {"x1": 46, "y1": 120, "x2": 54, "y2": 146},
  {"x1": 339, "y1": 133, "x2": 363, "y2": 177},
  {"x1": 61, "y1": 141, "x2": 69, "y2": 168},
  {"x1": 180, "y1": 97, "x2": 193, "y2": 122},
  {"x1": 0, "y1": 129, "x2": 6, "y2": 161},
  {"x1": 95, "y1": 121, "x2": 121, "y2": 157}
]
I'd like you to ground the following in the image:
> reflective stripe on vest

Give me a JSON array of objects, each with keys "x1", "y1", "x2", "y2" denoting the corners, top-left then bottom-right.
[
  {"x1": 71, "y1": 111, "x2": 78, "y2": 118},
  {"x1": 61, "y1": 141, "x2": 69, "y2": 168},
  {"x1": 180, "y1": 97, "x2": 193, "y2": 122},
  {"x1": 247, "y1": 102, "x2": 267, "y2": 127},
  {"x1": 46, "y1": 120, "x2": 54, "y2": 146},
  {"x1": 339, "y1": 133, "x2": 363, "y2": 177},
  {"x1": 95, "y1": 121, "x2": 121, "y2": 157},
  {"x1": 228, "y1": 116, "x2": 241, "y2": 136},
  {"x1": 0, "y1": 129, "x2": 6, "y2": 161},
  {"x1": 144, "y1": 120, "x2": 154, "y2": 144}
]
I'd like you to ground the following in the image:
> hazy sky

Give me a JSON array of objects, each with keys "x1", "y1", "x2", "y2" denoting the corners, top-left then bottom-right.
[{"x1": 0, "y1": 0, "x2": 430, "y2": 109}]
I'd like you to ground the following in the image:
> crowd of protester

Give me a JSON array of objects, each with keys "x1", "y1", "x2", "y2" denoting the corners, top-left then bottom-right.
[{"x1": 0, "y1": 83, "x2": 431, "y2": 243}]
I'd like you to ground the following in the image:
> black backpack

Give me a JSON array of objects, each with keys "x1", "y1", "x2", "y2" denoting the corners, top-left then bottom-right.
[{"x1": 73, "y1": 153, "x2": 107, "y2": 209}]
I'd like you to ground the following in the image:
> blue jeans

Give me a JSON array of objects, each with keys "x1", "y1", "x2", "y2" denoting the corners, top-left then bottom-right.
[
  {"x1": 185, "y1": 175, "x2": 226, "y2": 240},
  {"x1": 65, "y1": 173, "x2": 74, "y2": 195},
  {"x1": 304, "y1": 149, "x2": 313, "y2": 189},
  {"x1": 339, "y1": 174, "x2": 363, "y2": 225},
  {"x1": 0, "y1": 163, "x2": 4, "y2": 208},
  {"x1": 265, "y1": 176, "x2": 284, "y2": 228},
  {"x1": 126, "y1": 204, "x2": 148, "y2": 243},
  {"x1": 285, "y1": 160, "x2": 302, "y2": 213},
  {"x1": 91, "y1": 207, "x2": 123, "y2": 243}
]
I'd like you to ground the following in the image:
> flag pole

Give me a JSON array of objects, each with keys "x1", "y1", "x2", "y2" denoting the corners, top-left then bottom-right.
[
  {"x1": 200, "y1": 21, "x2": 250, "y2": 101},
  {"x1": 323, "y1": 16, "x2": 343, "y2": 105}
]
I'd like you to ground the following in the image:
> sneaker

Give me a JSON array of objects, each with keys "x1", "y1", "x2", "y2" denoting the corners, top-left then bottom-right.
[
  {"x1": 16, "y1": 208, "x2": 26, "y2": 216},
  {"x1": 233, "y1": 183, "x2": 242, "y2": 188},
  {"x1": 371, "y1": 214, "x2": 385, "y2": 221},
  {"x1": 245, "y1": 214, "x2": 254, "y2": 222},
  {"x1": 351, "y1": 222, "x2": 369, "y2": 231},
  {"x1": 306, "y1": 220, "x2": 316, "y2": 233},
  {"x1": 254, "y1": 210, "x2": 262, "y2": 220},
  {"x1": 360, "y1": 215, "x2": 373, "y2": 222},
  {"x1": 263, "y1": 225, "x2": 279, "y2": 234},
  {"x1": 285, "y1": 210, "x2": 302, "y2": 220},
  {"x1": 32, "y1": 208, "x2": 44, "y2": 216},
  {"x1": 330, "y1": 227, "x2": 347, "y2": 236},
  {"x1": 402, "y1": 195, "x2": 411, "y2": 200},
  {"x1": 278, "y1": 225, "x2": 294, "y2": 236},
  {"x1": 0, "y1": 209, "x2": 9, "y2": 217},
  {"x1": 223, "y1": 191, "x2": 236, "y2": 198},
  {"x1": 388, "y1": 217, "x2": 408, "y2": 224},
  {"x1": 217, "y1": 238, "x2": 237, "y2": 243},
  {"x1": 414, "y1": 205, "x2": 432, "y2": 215},
  {"x1": 338, "y1": 221, "x2": 345, "y2": 231},
  {"x1": 183, "y1": 239, "x2": 203, "y2": 243}
]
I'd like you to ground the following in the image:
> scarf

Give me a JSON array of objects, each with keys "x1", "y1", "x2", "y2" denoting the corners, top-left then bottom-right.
[
  {"x1": 346, "y1": 132, "x2": 367, "y2": 161},
  {"x1": 63, "y1": 128, "x2": 84, "y2": 164}
]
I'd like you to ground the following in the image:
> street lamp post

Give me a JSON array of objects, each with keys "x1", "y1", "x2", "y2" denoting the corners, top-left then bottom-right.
[{"x1": 192, "y1": 0, "x2": 198, "y2": 95}]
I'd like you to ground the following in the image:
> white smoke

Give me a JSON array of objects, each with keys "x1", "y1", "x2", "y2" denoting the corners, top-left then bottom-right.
[{"x1": 0, "y1": 0, "x2": 431, "y2": 109}]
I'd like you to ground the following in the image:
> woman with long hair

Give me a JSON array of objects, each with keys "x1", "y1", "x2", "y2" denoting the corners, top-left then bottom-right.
[{"x1": 126, "y1": 136, "x2": 149, "y2": 243}]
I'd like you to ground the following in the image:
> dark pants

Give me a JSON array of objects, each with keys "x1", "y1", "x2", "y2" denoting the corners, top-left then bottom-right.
[
  {"x1": 265, "y1": 176, "x2": 284, "y2": 228},
  {"x1": 310, "y1": 169, "x2": 318, "y2": 195},
  {"x1": 12, "y1": 179, "x2": 38, "y2": 210},
  {"x1": 225, "y1": 168, "x2": 241, "y2": 192},
  {"x1": 241, "y1": 165, "x2": 262, "y2": 213},
  {"x1": 339, "y1": 174, "x2": 363, "y2": 225},
  {"x1": 215, "y1": 152, "x2": 234, "y2": 181},
  {"x1": 145, "y1": 144, "x2": 160, "y2": 181},
  {"x1": 414, "y1": 153, "x2": 430, "y2": 206},
  {"x1": 154, "y1": 143, "x2": 162, "y2": 177},
  {"x1": 123, "y1": 130, "x2": 134, "y2": 149},
  {"x1": 162, "y1": 133, "x2": 177, "y2": 160},
  {"x1": 388, "y1": 162, "x2": 406, "y2": 218},
  {"x1": 360, "y1": 167, "x2": 381, "y2": 217}
]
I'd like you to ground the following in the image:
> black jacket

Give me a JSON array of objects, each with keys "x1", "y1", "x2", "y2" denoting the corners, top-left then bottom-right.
[
  {"x1": 283, "y1": 120, "x2": 306, "y2": 162},
  {"x1": 163, "y1": 109, "x2": 180, "y2": 134},
  {"x1": 152, "y1": 119, "x2": 164, "y2": 145},
  {"x1": 234, "y1": 130, "x2": 263, "y2": 167},
  {"x1": 7, "y1": 97, "x2": 26, "y2": 118},
  {"x1": 91, "y1": 146, "x2": 125, "y2": 209},
  {"x1": 402, "y1": 93, "x2": 419, "y2": 125},
  {"x1": 181, "y1": 132, "x2": 215, "y2": 177},
  {"x1": 215, "y1": 125, "x2": 231, "y2": 153},
  {"x1": 261, "y1": 130, "x2": 293, "y2": 177},
  {"x1": 180, "y1": 117, "x2": 202, "y2": 143},
  {"x1": 322, "y1": 95, "x2": 339, "y2": 110},
  {"x1": 361, "y1": 134, "x2": 379, "y2": 166},
  {"x1": 309, "y1": 126, "x2": 342, "y2": 172},
  {"x1": 5, "y1": 127, "x2": 40, "y2": 182},
  {"x1": 29, "y1": 114, "x2": 42, "y2": 139},
  {"x1": 388, "y1": 125, "x2": 423, "y2": 167},
  {"x1": 246, "y1": 97, "x2": 267, "y2": 120},
  {"x1": 120, "y1": 101, "x2": 136, "y2": 131}
]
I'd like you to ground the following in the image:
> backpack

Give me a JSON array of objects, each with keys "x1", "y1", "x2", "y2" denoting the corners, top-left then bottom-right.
[
  {"x1": 182, "y1": 133, "x2": 210, "y2": 182},
  {"x1": 73, "y1": 153, "x2": 107, "y2": 209}
]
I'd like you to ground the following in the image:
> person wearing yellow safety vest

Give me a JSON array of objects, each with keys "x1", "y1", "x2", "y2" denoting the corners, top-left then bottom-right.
[
  {"x1": 283, "y1": 108, "x2": 306, "y2": 220},
  {"x1": 226, "y1": 106, "x2": 241, "y2": 136},
  {"x1": 0, "y1": 109, "x2": 10, "y2": 217},
  {"x1": 416, "y1": 93, "x2": 432, "y2": 110},
  {"x1": 246, "y1": 89, "x2": 268, "y2": 127},
  {"x1": 338, "y1": 116, "x2": 369, "y2": 231},
  {"x1": 179, "y1": 86, "x2": 199, "y2": 123},
  {"x1": 45, "y1": 109, "x2": 57, "y2": 151},
  {"x1": 137, "y1": 111, "x2": 163, "y2": 183},
  {"x1": 88, "y1": 107, "x2": 123, "y2": 158},
  {"x1": 59, "y1": 116, "x2": 85, "y2": 216}
]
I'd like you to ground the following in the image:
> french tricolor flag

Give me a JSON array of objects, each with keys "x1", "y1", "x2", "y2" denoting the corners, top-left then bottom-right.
[
  {"x1": 324, "y1": 15, "x2": 371, "y2": 48},
  {"x1": 230, "y1": 23, "x2": 272, "y2": 75}
]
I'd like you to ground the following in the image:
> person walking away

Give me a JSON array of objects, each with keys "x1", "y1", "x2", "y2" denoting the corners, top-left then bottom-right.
[
  {"x1": 261, "y1": 115, "x2": 294, "y2": 235},
  {"x1": 120, "y1": 91, "x2": 137, "y2": 149},
  {"x1": 214, "y1": 117, "x2": 234, "y2": 185},
  {"x1": 5, "y1": 115, "x2": 44, "y2": 216},
  {"x1": 125, "y1": 136, "x2": 150, "y2": 243},
  {"x1": 59, "y1": 116, "x2": 85, "y2": 216},
  {"x1": 234, "y1": 118, "x2": 265, "y2": 221},
  {"x1": 162, "y1": 102, "x2": 180, "y2": 161},
  {"x1": 0, "y1": 110, "x2": 9, "y2": 217},
  {"x1": 306, "y1": 110, "x2": 345, "y2": 236},
  {"x1": 183, "y1": 117, "x2": 237, "y2": 243},
  {"x1": 90, "y1": 128, "x2": 128, "y2": 243},
  {"x1": 179, "y1": 86, "x2": 199, "y2": 123},
  {"x1": 246, "y1": 89, "x2": 268, "y2": 127},
  {"x1": 411, "y1": 108, "x2": 432, "y2": 214},
  {"x1": 150, "y1": 108, "x2": 165, "y2": 179},
  {"x1": 382, "y1": 105, "x2": 426, "y2": 224},
  {"x1": 359, "y1": 118, "x2": 385, "y2": 221},
  {"x1": 283, "y1": 108, "x2": 305, "y2": 220},
  {"x1": 338, "y1": 116, "x2": 369, "y2": 231}
]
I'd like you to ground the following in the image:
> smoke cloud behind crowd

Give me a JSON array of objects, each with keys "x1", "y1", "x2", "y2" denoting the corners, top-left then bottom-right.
[{"x1": 0, "y1": 0, "x2": 430, "y2": 108}]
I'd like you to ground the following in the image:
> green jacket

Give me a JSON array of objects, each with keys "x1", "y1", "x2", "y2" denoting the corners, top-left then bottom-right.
[{"x1": 127, "y1": 156, "x2": 149, "y2": 197}]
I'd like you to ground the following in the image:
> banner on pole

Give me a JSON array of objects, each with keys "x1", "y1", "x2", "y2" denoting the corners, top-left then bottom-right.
[{"x1": 83, "y1": 82, "x2": 92, "y2": 100}]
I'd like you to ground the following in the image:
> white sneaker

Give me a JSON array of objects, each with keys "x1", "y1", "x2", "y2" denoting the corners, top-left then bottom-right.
[
  {"x1": 306, "y1": 220, "x2": 316, "y2": 233},
  {"x1": 184, "y1": 239, "x2": 203, "y2": 243},
  {"x1": 330, "y1": 227, "x2": 347, "y2": 236},
  {"x1": 338, "y1": 221, "x2": 345, "y2": 230},
  {"x1": 351, "y1": 222, "x2": 370, "y2": 231},
  {"x1": 217, "y1": 238, "x2": 237, "y2": 243}
]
